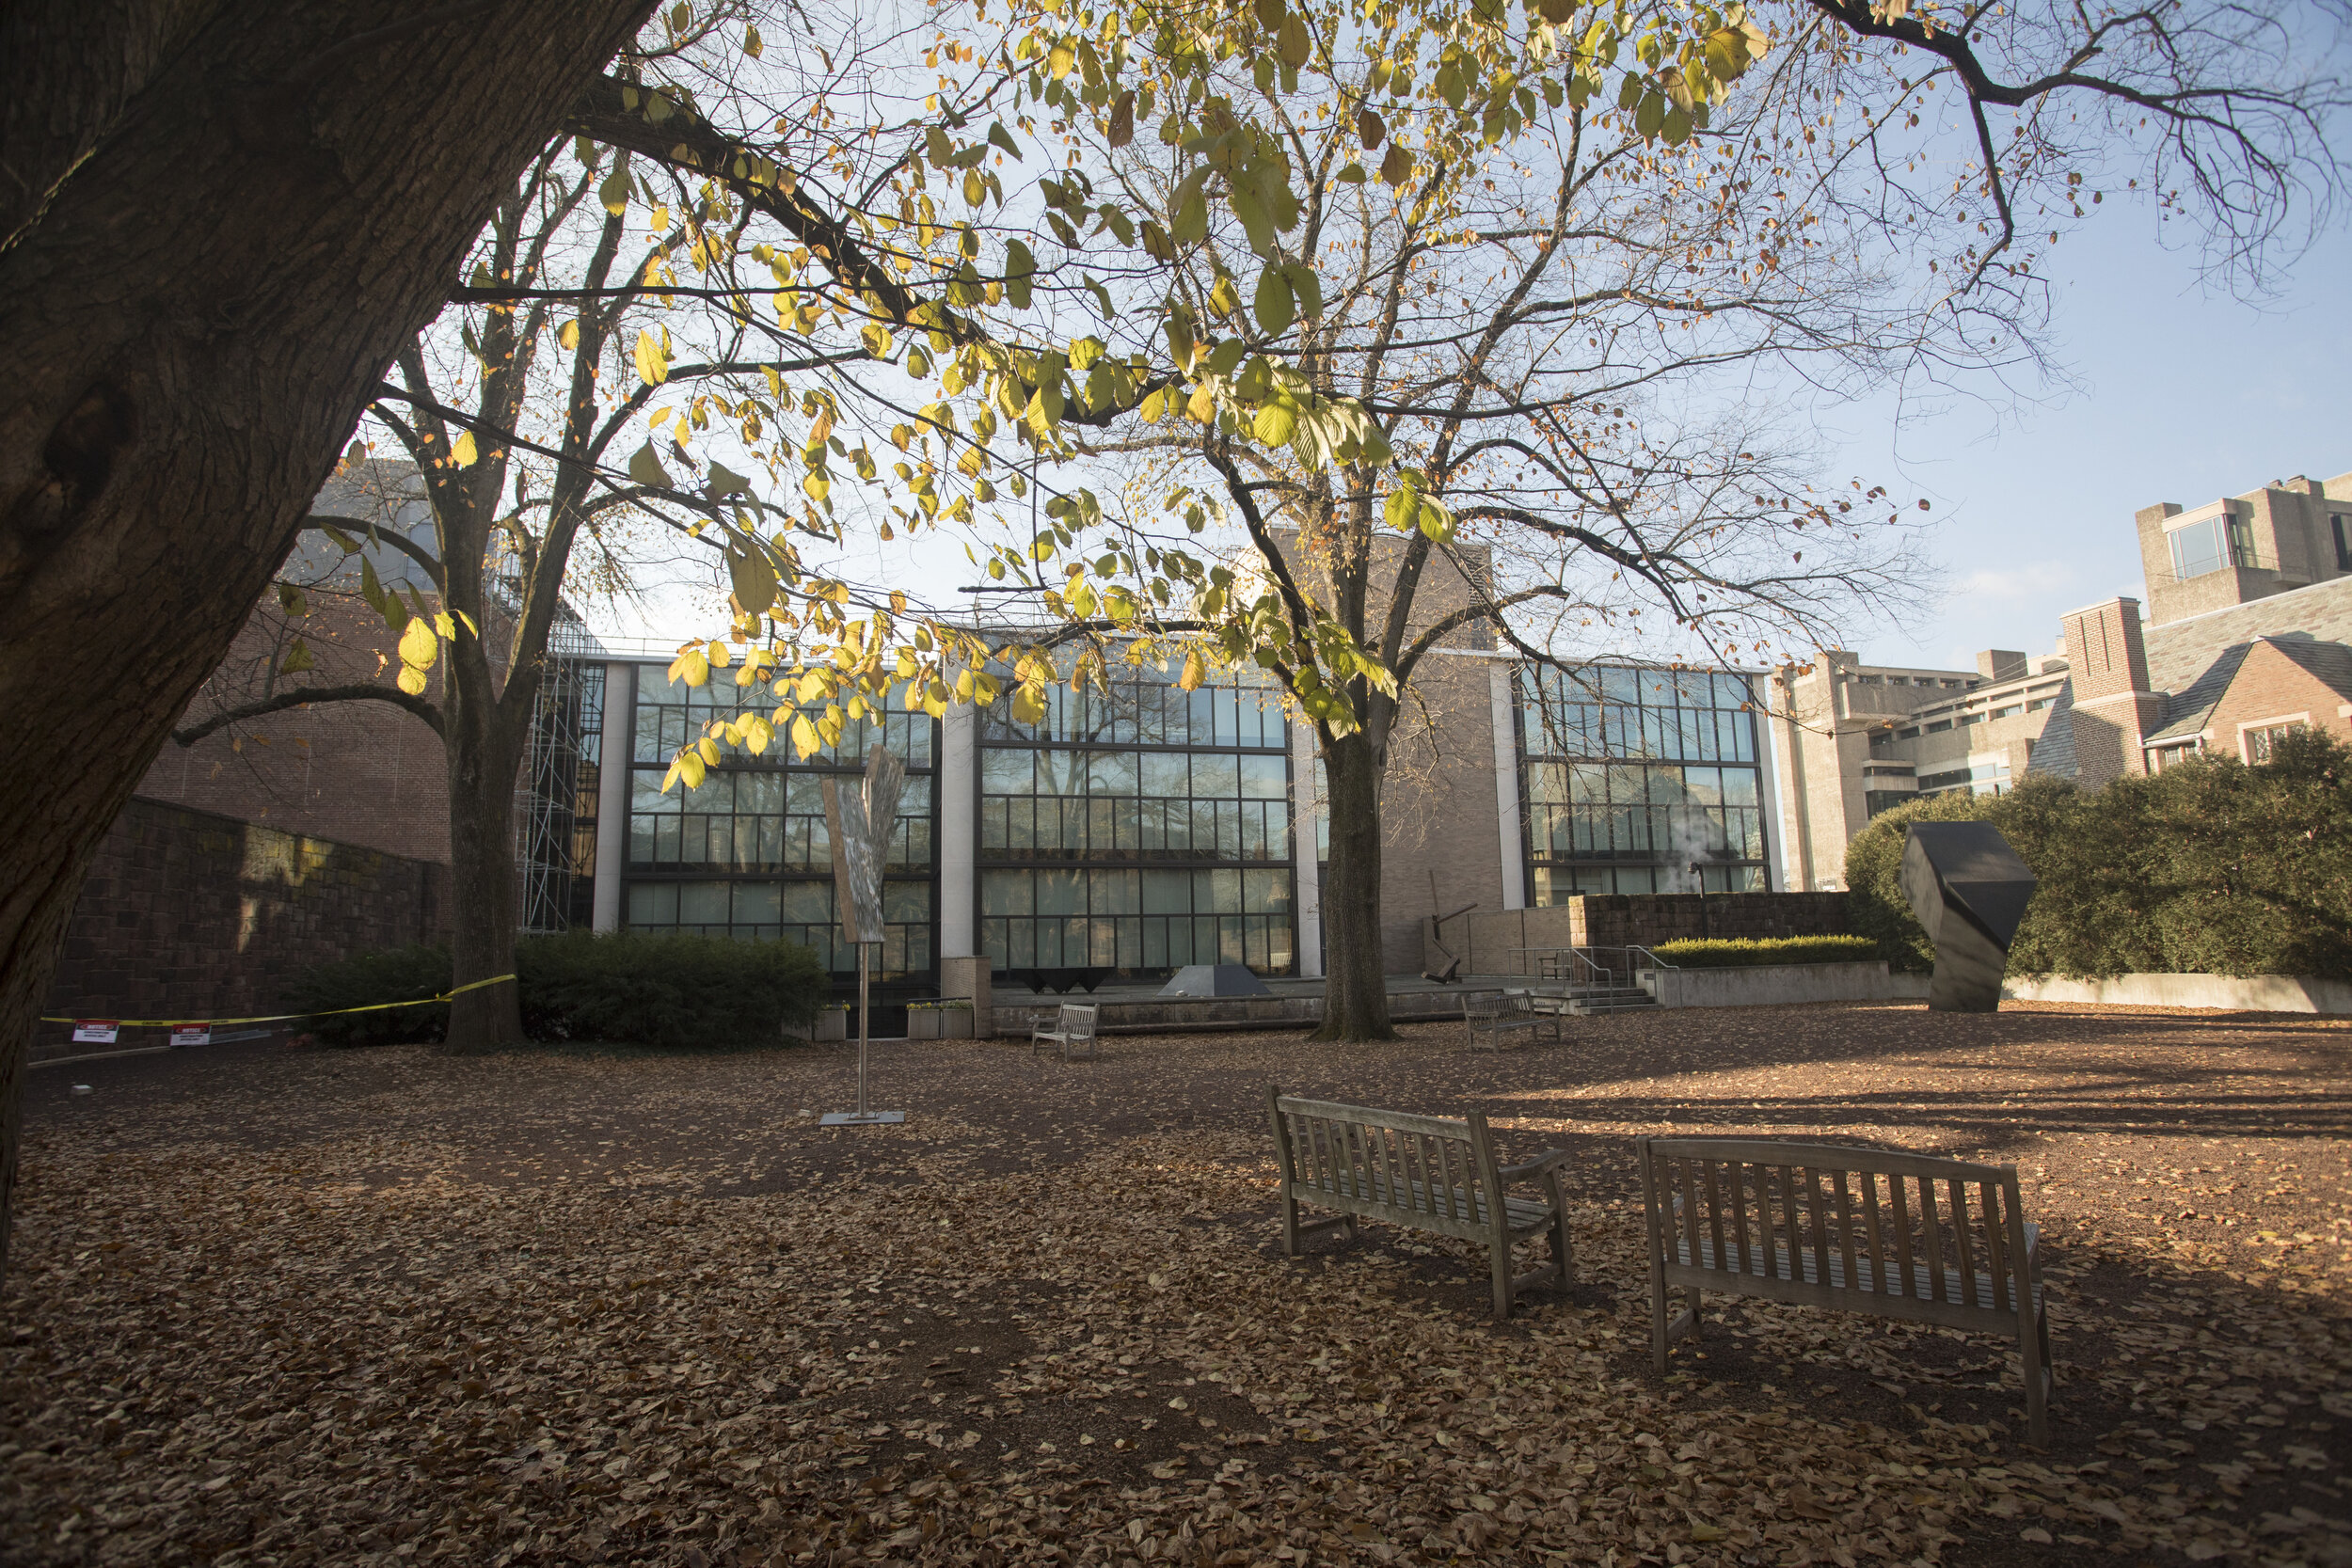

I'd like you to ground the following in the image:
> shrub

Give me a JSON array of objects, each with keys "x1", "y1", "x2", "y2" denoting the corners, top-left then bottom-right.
[
  {"x1": 285, "y1": 931, "x2": 831, "y2": 1050},
  {"x1": 1843, "y1": 730, "x2": 2352, "y2": 979},
  {"x1": 514, "y1": 930, "x2": 829, "y2": 1049},
  {"x1": 1647, "y1": 935, "x2": 1879, "y2": 969},
  {"x1": 279, "y1": 944, "x2": 453, "y2": 1047}
]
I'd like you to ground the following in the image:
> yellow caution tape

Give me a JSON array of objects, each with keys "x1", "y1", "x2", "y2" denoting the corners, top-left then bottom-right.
[{"x1": 40, "y1": 974, "x2": 516, "y2": 1029}]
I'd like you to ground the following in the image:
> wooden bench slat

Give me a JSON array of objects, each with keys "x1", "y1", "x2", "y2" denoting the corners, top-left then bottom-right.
[
  {"x1": 1638, "y1": 1135, "x2": 2053, "y2": 1447},
  {"x1": 1640, "y1": 1136, "x2": 2019, "y2": 1184},
  {"x1": 1270, "y1": 1089, "x2": 1573, "y2": 1319}
]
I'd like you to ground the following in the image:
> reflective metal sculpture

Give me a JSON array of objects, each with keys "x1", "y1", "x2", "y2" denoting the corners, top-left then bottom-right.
[
  {"x1": 819, "y1": 744, "x2": 907, "y2": 1126},
  {"x1": 1899, "y1": 822, "x2": 2037, "y2": 1013}
]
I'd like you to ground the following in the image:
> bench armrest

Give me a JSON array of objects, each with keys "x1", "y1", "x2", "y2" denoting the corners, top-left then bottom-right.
[{"x1": 1499, "y1": 1148, "x2": 1571, "y2": 1182}]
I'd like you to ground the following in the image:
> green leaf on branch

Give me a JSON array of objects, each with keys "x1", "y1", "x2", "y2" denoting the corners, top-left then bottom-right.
[
  {"x1": 629, "y1": 442, "x2": 673, "y2": 489},
  {"x1": 1253, "y1": 268, "x2": 1295, "y2": 336},
  {"x1": 727, "y1": 546, "x2": 779, "y2": 616}
]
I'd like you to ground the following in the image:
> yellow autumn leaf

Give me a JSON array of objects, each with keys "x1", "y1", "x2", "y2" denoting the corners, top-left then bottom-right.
[
  {"x1": 398, "y1": 617, "x2": 437, "y2": 671},
  {"x1": 634, "y1": 327, "x2": 669, "y2": 386}
]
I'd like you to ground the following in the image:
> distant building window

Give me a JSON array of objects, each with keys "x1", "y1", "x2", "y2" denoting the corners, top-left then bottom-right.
[
  {"x1": 1925, "y1": 719, "x2": 1952, "y2": 733},
  {"x1": 2334, "y1": 514, "x2": 2351, "y2": 570},
  {"x1": 1941, "y1": 680, "x2": 1961, "y2": 689},
  {"x1": 2169, "y1": 511, "x2": 2255, "y2": 581},
  {"x1": 2147, "y1": 741, "x2": 2201, "y2": 774},
  {"x1": 2245, "y1": 721, "x2": 2303, "y2": 764},
  {"x1": 1896, "y1": 726, "x2": 1919, "y2": 739},
  {"x1": 2026, "y1": 698, "x2": 2050, "y2": 712},
  {"x1": 1994, "y1": 704, "x2": 2024, "y2": 719},
  {"x1": 1958, "y1": 712, "x2": 1983, "y2": 726}
]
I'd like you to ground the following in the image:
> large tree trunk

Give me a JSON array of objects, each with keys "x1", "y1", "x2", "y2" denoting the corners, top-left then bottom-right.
[
  {"x1": 1311, "y1": 733, "x2": 1395, "y2": 1040},
  {"x1": 0, "y1": 1, "x2": 657, "y2": 1277},
  {"x1": 444, "y1": 707, "x2": 529, "y2": 1052}
]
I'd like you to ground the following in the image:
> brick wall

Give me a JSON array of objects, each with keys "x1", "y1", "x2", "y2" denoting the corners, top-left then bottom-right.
[
  {"x1": 2201, "y1": 641, "x2": 2352, "y2": 761},
  {"x1": 1435, "y1": 891, "x2": 1849, "y2": 972},
  {"x1": 1571, "y1": 891, "x2": 1850, "y2": 948},
  {"x1": 136, "y1": 591, "x2": 469, "y2": 865},
  {"x1": 1376, "y1": 653, "x2": 1506, "y2": 973},
  {"x1": 2060, "y1": 597, "x2": 2151, "y2": 702},
  {"x1": 37, "y1": 798, "x2": 452, "y2": 1061}
]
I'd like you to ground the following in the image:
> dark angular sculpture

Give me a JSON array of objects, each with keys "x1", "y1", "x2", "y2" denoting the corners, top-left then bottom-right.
[
  {"x1": 1158, "y1": 963, "x2": 1273, "y2": 998},
  {"x1": 1899, "y1": 822, "x2": 2037, "y2": 1013}
]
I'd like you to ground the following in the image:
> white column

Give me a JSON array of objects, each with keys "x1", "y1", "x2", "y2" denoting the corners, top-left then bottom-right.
[
  {"x1": 1748, "y1": 673, "x2": 1793, "y2": 893},
  {"x1": 1290, "y1": 714, "x2": 1323, "y2": 977},
  {"x1": 939, "y1": 701, "x2": 977, "y2": 956},
  {"x1": 591, "y1": 660, "x2": 632, "y2": 932},
  {"x1": 1489, "y1": 662, "x2": 1526, "y2": 910}
]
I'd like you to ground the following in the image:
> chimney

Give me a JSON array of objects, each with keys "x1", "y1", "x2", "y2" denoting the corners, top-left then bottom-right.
[
  {"x1": 2059, "y1": 597, "x2": 2151, "y2": 703},
  {"x1": 1975, "y1": 649, "x2": 2027, "y2": 683}
]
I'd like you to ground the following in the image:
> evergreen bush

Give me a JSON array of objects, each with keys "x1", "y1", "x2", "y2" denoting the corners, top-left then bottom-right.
[
  {"x1": 1647, "y1": 935, "x2": 1879, "y2": 969},
  {"x1": 1843, "y1": 729, "x2": 2352, "y2": 979},
  {"x1": 285, "y1": 931, "x2": 830, "y2": 1049},
  {"x1": 516, "y1": 930, "x2": 829, "y2": 1049},
  {"x1": 280, "y1": 944, "x2": 453, "y2": 1047}
]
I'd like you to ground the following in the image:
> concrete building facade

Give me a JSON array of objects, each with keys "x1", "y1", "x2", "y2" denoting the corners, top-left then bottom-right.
[{"x1": 1768, "y1": 464, "x2": 2352, "y2": 888}]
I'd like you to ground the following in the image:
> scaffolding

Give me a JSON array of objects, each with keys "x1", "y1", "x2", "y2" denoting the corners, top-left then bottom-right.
[{"x1": 516, "y1": 603, "x2": 606, "y2": 935}]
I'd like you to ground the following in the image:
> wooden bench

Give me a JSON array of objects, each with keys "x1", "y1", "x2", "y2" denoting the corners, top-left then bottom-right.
[
  {"x1": 1637, "y1": 1136, "x2": 2053, "y2": 1443},
  {"x1": 1030, "y1": 1002, "x2": 1098, "y2": 1060},
  {"x1": 1463, "y1": 990, "x2": 1562, "y2": 1051},
  {"x1": 1267, "y1": 1089, "x2": 1574, "y2": 1319}
]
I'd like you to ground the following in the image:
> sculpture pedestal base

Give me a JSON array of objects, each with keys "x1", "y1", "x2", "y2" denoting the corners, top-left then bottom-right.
[
  {"x1": 820, "y1": 1111, "x2": 905, "y2": 1126},
  {"x1": 1926, "y1": 919, "x2": 2010, "y2": 1013}
]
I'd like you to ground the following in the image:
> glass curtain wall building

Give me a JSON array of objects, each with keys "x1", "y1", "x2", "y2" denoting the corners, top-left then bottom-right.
[
  {"x1": 1518, "y1": 665, "x2": 1772, "y2": 899},
  {"x1": 556, "y1": 652, "x2": 1782, "y2": 992},
  {"x1": 620, "y1": 666, "x2": 939, "y2": 981},
  {"x1": 977, "y1": 667, "x2": 1296, "y2": 976}
]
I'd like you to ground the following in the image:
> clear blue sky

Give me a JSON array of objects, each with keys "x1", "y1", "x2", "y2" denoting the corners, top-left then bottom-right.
[{"x1": 1827, "y1": 214, "x2": 2351, "y2": 673}]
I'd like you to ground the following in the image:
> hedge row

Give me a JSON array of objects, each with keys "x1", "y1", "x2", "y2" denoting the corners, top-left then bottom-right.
[
  {"x1": 1845, "y1": 727, "x2": 2352, "y2": 978},
  {"x1": 1647, "y1": 935, "x2": 1880, "y2": 969},
  {"x1": 280, "y1": 930, "x2": 830, "y2": 1049}
]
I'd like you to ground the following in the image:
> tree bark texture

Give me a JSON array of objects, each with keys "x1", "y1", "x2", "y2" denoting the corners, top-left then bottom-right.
[
  {"x1": 1310, "y1": 733, "x2": 1395, "y2": 1040},
  {"x1": 0, "y1": 0, "x2": 657, "y2": 1275},
  {"x1": 442, "y1": 673, "x2": 530, "y2": 1051}
]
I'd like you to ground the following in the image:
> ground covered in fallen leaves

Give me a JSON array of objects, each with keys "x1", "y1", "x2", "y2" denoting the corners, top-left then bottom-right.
[{"x1": 5, "y1": 1001, "x2": 2349, "y2": 1568}]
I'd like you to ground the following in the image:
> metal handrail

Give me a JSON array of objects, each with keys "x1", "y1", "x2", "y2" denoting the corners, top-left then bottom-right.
[{"x1": 1626, "y1": 944, "x2": 1679, "y2": 972}]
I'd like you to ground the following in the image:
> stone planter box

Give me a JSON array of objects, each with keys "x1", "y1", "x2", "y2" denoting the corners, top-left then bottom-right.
[
  {"x1": 908, "y1": 1006, "x2": 975, "y2": 1039},
  {"x1": 1640, "y1": 960, "x2": 1897, "y2": 1009},
  {"x1": 810, "y1": 1006, "x2": 850, "y2": 1042}
]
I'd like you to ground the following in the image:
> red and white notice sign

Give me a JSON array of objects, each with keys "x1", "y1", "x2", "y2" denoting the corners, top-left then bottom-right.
[
  {"x1": 168, "y1": 1025, "x2": 211, "y2": 1049},
  {"x1": 72, "y1": 1022, "x2": 119, "y2": 1045}
]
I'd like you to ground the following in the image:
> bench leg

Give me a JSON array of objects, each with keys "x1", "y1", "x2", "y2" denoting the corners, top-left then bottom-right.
[
  {"x1": 1280, "y1": 1190, "x2": 1301, "y2": 1258},
  {"x1": 1543, "y1": 1172, "x2": 1575, "y2": 1291},
  {"x1": 1490, "y1": 1232, "x2": 1515, "y2": 1321},
  {"x1": 1683, "y1": 1287, "x2": 1702, "y2": 1344},
  {"x1": 1649, "y1": 1254, "x2": 1671, "y2": 1373},
  {"x1": 2020, "y1": 1300, "x2": 2051, "y2": 1447}
]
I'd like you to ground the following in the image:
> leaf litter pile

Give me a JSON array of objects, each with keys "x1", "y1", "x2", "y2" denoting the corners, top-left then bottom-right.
[{"x1": 5, "y1": 1000, "x2": 2349, "y2": 1568}]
